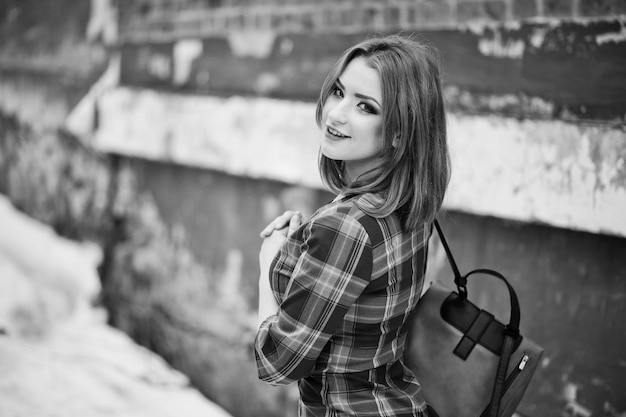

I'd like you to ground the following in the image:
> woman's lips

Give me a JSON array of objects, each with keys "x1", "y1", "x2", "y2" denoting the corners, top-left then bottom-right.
[{"x1": 326, "y1": 126, "x2": 350, "y2": 139}]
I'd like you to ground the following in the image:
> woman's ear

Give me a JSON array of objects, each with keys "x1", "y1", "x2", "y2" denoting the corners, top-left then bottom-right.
[{"x1": 392, "y1": 134, "x2": 400, "y2": 148}]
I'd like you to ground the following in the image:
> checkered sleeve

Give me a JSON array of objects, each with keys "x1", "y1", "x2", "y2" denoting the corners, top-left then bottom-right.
[{"x1": 255, "y1": 213, "x2": 373, "y2": 386}]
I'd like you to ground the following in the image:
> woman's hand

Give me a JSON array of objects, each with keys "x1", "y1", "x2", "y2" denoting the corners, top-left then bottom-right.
[
  {"x1": 258, "y1": 211, "x2": 302, "y2": 272},
  {"x1": 259, "y1": 229, "x2": 288, "y2": 272},
  {"x1": 259, "y1": 210, "x2": 302, "y2": 238},
  {"x1": 257, "y1": 211, "x2": 302, "y2": 328}
]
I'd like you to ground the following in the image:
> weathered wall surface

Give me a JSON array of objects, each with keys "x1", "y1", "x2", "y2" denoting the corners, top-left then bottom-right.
[
  {"x1": 119, "y1": 2, "x2": 626, "y2": 123},
  {"x1": 94, "y1": 88, "x2": 626, "y2": 237},
  {"x1": 2, "y1": 1, "x2": 626, "y2": 417},
  {"x1": 104, "y1": 3, "x2": 626, "y2": 237}
]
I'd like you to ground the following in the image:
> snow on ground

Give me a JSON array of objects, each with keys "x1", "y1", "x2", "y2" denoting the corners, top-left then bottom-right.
[{"x1": 0, "y1": 194, "x2": 233, "y2": 417}]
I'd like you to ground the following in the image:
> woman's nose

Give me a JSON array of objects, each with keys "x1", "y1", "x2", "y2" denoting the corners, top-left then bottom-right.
[{"x1": 327, "y1": 100, "x2": 348, "y2": 124}]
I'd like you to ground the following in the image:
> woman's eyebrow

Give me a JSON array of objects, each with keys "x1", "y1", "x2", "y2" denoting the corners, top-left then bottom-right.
[
  {"x1": 336, "y1": 77, "x2": 381, "y2": 108},
  {"x1": 355, "y1": 93, "x2": 381, "y2": 108}
]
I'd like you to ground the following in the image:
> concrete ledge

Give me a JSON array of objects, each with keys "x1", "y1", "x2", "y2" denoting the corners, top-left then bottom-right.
[
  {"x1": 94, "y1": 87, "x2": 321, "y2": 188},
  {"x1": 446, "y1": 116, "x2": 626, "y2": 237},
  {"x1": 92, "y1": 87, "x2": 626, "y2": 237}
]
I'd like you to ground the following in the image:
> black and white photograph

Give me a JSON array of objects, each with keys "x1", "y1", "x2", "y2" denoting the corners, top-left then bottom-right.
[{"x1": 1, "y1": 1, "x2": 625, "y2": 416}]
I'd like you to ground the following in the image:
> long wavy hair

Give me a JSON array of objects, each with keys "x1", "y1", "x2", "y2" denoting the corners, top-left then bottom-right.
[{"x1": 315, "y1": 34, "x2": 451, "y2": 231}]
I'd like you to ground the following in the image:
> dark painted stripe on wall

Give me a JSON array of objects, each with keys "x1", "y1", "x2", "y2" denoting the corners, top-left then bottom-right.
[{"x1": 119, "y1": 19, "x2": 626, "y2": 123}]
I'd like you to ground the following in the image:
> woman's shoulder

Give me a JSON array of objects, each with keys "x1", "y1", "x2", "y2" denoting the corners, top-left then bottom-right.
[
  {"x1": 312, "y1": 193, "x2": 375, "y2": 221},
  {"x1": 307, "y1": 194, "x2": 391, "y2": 242},
  {"x1": 309, "y1": 196, "x2": 365, "y2": 230}
]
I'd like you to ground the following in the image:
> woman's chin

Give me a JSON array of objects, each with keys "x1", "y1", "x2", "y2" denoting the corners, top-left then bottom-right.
[{"x1": 320, "y1": 147, "x2": 343, "y2": 161}]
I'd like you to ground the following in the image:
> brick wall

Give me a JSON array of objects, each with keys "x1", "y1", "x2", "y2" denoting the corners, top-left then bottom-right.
[{"x1": 121, "y1": 0, "x2": 626, "y2": 40}]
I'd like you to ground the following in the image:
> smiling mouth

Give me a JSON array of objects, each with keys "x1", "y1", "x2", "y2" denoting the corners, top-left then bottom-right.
[{"x1": 327, "y1": 126, "x2": 350, "y2": 139}]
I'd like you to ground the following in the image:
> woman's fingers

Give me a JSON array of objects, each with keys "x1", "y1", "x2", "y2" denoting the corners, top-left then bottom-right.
[
  {"x1": 260, "y1": 215, "x2": 287, "y2": 237},
  {"x1": 260, "y1": 211, "x2": 302, "y2": 238},
  {"x1": 287, "y1": 212, "x2": 302, "y2": 237}
]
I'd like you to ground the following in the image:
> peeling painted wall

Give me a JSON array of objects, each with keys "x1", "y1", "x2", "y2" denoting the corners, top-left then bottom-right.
[
  {"x1": 118, "y1": 0, "x2": 626, "y2": 41},
  {"x1": 446, "y1": 116, "x2": 626, "y2": 236},
  {"x1": 94, "y1": 88, "x2": 321, "y2": 188},
  {"x1": 94, "y1": 87, "x2": 626, "y2": 238},
  {"x1": 117, "y1": 18, "x2": 626, "y2": 122}
]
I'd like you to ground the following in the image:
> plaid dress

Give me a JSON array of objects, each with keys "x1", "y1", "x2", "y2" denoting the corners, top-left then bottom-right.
[{"x1": 255, "y1": 193, "x2": 431, "y2": 417}]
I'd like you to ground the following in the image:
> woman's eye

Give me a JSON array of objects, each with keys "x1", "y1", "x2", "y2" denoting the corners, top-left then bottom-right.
[
  {"x1": 331, "y1": 86, "x2": 344, "y2": 98},
  {"x1": 358, "y1": 103, "x2": 376, "y2": 114}
]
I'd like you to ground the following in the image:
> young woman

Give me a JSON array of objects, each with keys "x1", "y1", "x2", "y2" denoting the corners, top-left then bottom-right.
[{"x1": 254, "y1": 34, "x2": 450, "y2": 417}]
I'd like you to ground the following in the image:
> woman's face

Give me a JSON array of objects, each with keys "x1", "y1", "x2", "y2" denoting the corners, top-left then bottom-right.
[{"x1": 320, "y1": 56, "x2": 385, "y2": 183}]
